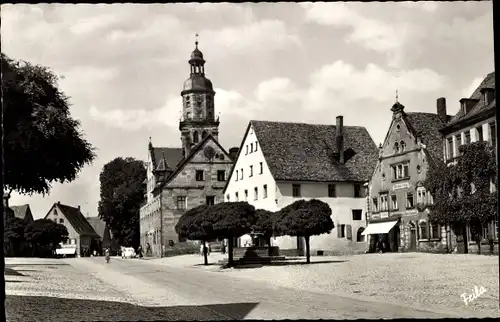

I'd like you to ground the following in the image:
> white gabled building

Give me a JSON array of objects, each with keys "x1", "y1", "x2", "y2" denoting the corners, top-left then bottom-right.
[{"x1": 223, "y1": 116, "x2": 379, "y2": 256}]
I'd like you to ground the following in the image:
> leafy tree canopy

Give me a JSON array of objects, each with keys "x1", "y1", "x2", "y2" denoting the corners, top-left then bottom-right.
[
  {"x1": 205, "y1": 202, "x2": 256, "y2": 238},
  {"x1": 274, "y1": 199, "x2": 334, "y2": 237},
  {"x1": 425, "y1": 141, "x2": 497, "y2": 224},
  {"x1": 24, "y1": 218, "x2": 69, "y2": 247},
  {"x1": 4, "y1": 214, "x2": 28, "y2": 243},
  {"x1": 2, "y1": 53, "x2": 96, "y2": 196},
  {"x1": 98, "y1": 157, "x2": 146, "y2": 248},
  {"x1": 175, "y1": 204, "x2": 213, "y2": 241},
  {"x1": 251, "y1": 209, "x2": 277, "y2": 238}
]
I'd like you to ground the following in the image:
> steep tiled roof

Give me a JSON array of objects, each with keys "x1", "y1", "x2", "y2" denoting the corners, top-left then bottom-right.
[
  {"x1": 152, "y1": 148, "x2": 183, "y2": 170},
  {"x1": 447, "y1": 72, "x2": 495, "y2": 125},
  {"x1": 405, "y1": 112, "x2": 446, "y2": 163},
  {"x1": 86, "y1": 216, "x2": 108, "y2": 239},
  {"x1": 57, "y1": 204, "x2": 99, "y2": 237},
  {"x1": 10, "y1": 204, "x2": 30, "y2": 221},
  {"x1": 251, "y1": 120, "x2": 378, "y2": 182}
]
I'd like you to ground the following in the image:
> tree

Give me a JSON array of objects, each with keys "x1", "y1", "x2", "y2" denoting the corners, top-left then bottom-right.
[
  {"x1": 24, "y1": 219, "x2": 69, "y2": 256},
  {"x1": 274, "y1": 199, "x2": 334, "y2": 263},
  {"x1": 175, "y1": 205, "x2": 213, "y2": 265},
  {"x1": 251, "y1": 209, "x2": 277, "y2": 248},
  {"x1": 2, "y1": 53, "x2": 95, "y2": 197},
  {"x1": 98, "y1": 157, "x2": 146, "y2": 249},
  {"x1": 204, "y1": 202, "x2": 256, "y2": 267},
  {"x1": 4, "y1": 214, "x2": 28, "y2": 257},
  {"x1": 425, "y1": 141, "x2": 497, "y2": 254}
]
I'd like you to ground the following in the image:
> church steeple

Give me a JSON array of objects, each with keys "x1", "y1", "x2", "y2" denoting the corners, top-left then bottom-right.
[{"x1": 179, "y1": 35, "x2": 220, "y2": 158}]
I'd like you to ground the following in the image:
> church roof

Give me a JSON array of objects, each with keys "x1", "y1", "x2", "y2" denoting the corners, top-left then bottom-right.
[{"x1": 249, "y1": 120, "x2": 379, "y2": 182}]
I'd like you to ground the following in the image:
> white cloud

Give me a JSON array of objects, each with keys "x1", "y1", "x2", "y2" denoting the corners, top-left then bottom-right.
[
  {"x1": 398, "y1": 2, "x2": 438, "y2": 13},
  {"x1": 254, "y1": 77, "x2": 302, "y2": 103},
  {"x1": 205, "y1": 19, "x2": 301, "y2": 54},
  {"x1": 462, "y1": 77, "x2": 484, "y2": 98},
  {"x1": 305, "y1": 61, "x2": 445, "y2": 109}
]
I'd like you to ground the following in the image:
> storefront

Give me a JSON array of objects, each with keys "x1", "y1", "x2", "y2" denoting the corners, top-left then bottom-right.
[{"x1": 362, "y1": 218, "x2": 400, "y2": 252}]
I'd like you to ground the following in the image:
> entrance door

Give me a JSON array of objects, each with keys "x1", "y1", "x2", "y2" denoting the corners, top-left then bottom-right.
[{"x1": 409, "y1": 223, "x2": 417, "y2": 251}]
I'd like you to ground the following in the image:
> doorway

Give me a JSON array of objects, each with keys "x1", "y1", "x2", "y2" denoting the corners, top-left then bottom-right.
[
  {"x1": 409, "y1": 222, "x2": 417, "y2": 251},
  {"x1": 454, "y1": 223, "x2": 468, "y2": 254}
]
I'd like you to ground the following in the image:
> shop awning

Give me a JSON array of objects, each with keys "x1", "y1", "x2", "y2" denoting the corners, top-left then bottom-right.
[
  {"x1": 56, "y1": 248, "x2": 77, "y2": 255},
  {"x1": 361, "y1": 221, "x2": 398, "y2": 236}
]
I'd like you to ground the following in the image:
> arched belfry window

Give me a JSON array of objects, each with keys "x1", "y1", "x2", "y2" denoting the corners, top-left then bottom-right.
[
  {"x1": 400, "y1": 140, "x2": 406, "y2": 152},
  {"x1": 394, "y1": 142, "x2": 400, "y2": 153},
  {"x1": 202, "y1": 131, "x2": 208, "y2": 139},
  {"x1": 193, "y1": 131, "x2": 199, "y2": 144}
]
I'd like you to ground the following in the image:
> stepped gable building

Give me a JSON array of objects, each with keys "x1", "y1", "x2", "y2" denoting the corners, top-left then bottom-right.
[
  {"x1": 223, "y1": 116, "x2": 379, "y2": 256},
  {"x1": 366, "y1": 97, "x2": 450, "y2": 253},
  {"x1": 139, "y1": 39, "x2": 237, "y2": 257}
]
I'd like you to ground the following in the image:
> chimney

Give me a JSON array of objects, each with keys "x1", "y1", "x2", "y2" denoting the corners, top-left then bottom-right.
[
  {"x1": 77, "y1": 205, "x2": 80, "y2": 210},
  {"x1": 436, "y1": 97, "x2": 447, "y2": 123},
  {"x1": 57, "y1": 201, "x2": 61, "y2": 205},
  {"x1": 459, "y1": 98, "x2": 479, "y2": 115},
  {"x1": 229, "y1": 147, "x2": 239, "y2": 161},
  {"x1": 480, "y1": 87, "x2": 495, "y2": 106},
  {"x1": 336, "y1": 116, "x2": 344, "y2": 164}
]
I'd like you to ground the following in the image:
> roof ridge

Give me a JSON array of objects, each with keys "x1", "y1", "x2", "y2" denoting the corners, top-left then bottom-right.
[{"x1": 251, "y1": 119, "x2": 369, "y2": 129}]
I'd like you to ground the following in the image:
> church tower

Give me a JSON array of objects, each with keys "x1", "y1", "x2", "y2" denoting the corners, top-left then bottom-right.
[{"x1": 179, "y1": 36, "x2": 219, "y2": 158}]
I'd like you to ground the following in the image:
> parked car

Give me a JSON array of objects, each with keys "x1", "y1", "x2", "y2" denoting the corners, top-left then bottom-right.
[{"x1": 121, "y1": 247, "x2": 136, "y2": 259}]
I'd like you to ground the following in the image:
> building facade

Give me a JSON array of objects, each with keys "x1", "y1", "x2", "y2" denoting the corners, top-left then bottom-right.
[
  {"x1": 139, "y1": 40, "x2": 237, "y2": 257},
  {"x1": 439, "y1": 71, "x2": 497, "y2": 253},
  {"x1": 224, "y1": 116, "x2": 378, "y2": 256},
  {"x1": 44, "y1": 202, "x2": 101, "y2": 257},
  {"x1": 366, "y1": 100, "x2": 449, "y2": 253},
  {"x1": 86, "y1": 216, "x2": 112, "y2": 255}
]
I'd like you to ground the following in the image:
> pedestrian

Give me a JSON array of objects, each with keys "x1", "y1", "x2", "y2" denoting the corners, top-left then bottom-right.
[
  {"x1": 221, "y1": 242, "x2": 226, "y2": 255},
  {"x1": 200, "y1": 243, "x2": 204, "y2": 256},
  {"x1": 105, "y1": 248, "x2": 110, "y2": 263},
  {"x1": 208, "y1": 243, "x2": 211, "y2": 256}
]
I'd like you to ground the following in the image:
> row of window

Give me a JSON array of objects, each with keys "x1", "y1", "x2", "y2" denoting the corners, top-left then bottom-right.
[
  {"x1": 391, "y1": 162, "x2": 410, "y2": 180},
  {"x1": 338, "y1": 224, "x2": 365, "y2": 242},
  {"x1": 393, "y1": 140, "x2": 407, "y2": 154},
  {"x1": 51, "y1": 217, "x2": 64, "y2": 224},
  {"x1": 372, "y1": 187, "x2": 432, "y2": 212},
  {"x1": 245, "y1": 141, "x2": 258, "y2": 155},
  {"x1": 446, "y1": 122, "x2": 496, "y2": 160},
  {"x1": 235, "y1": 162, "x2": 263, "y2": 181},
  {"x1": 61, "y1": 238, "x2": 76, "y2": 245},
  {"x1": 228, "y1": 185, "x2": 268, "y2": 202},
  {"x1": 196, "y1": 170, "x2": 226, "y2": 182},
  {"x1": 175, "y1": 196, "x2": 216, "y2": 210},
  {"x1": 417, "y1": 221, "x2": 441, "y2": 240}
]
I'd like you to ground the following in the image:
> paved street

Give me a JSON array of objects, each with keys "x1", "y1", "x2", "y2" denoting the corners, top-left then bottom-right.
[
  {"x1": 12, "y1": 256, "x2": 473, "y2": 320},
  {"x1": 7, "y1": 255, "x2": 496, "y2": 321}
]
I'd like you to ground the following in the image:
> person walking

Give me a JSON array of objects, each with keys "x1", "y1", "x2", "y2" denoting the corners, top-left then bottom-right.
[{"x1": 105, "y1": 248, "x2": 110, "y2": 263}]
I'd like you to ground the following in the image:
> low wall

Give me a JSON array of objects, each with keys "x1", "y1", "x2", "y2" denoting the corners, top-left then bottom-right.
[{"x1": 233, "y1": 246, "x2": 280, "y2": 260}]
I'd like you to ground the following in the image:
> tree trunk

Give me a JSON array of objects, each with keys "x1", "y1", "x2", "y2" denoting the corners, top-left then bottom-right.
[
  {"x1": 202, "y1": 240, "x2": 208, "y2": 265},
  {"x1": 305, "y1": 236, "x2": 310, "y2": 264},
  {"x1": 227, "y1": 238, "x2": 234, "y2": 267}
]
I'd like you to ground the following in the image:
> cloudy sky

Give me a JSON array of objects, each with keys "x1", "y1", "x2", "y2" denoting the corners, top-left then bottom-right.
[{"x1": 2, "y1": 2, "x2": 494, "y2": 219}]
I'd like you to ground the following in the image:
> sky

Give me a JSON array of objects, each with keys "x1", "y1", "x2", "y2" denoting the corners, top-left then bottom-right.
[{"x1": 1, "y1": 2, "x2": 494, "y2": 219}]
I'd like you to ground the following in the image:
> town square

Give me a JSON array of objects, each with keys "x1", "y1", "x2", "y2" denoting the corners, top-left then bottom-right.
[{"x1": 2, "y1": 2, "x2": 499, "y2": 321}]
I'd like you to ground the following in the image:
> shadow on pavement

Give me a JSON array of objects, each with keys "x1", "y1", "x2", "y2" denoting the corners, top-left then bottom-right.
[
  {"x1": 6, "y1": 295, "x2": 259, "y2": 321},
  {"x1": 268, "y1": 259, "x2": 348, "y2": 266},
  {"x1": 5, "y1": 268, "x2": 25, "y2": 276}
]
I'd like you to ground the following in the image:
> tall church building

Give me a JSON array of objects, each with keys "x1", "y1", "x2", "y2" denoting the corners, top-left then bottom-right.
[{"x1": 139, "y1": 40, "x2": 238, "y2": 257}]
